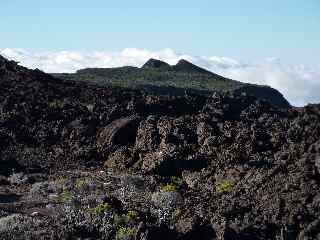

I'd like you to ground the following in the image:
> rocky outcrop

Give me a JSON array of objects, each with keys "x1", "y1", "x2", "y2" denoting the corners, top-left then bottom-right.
[
  {"x1": 97, "y1": 116, "x2": 141, "y2": 155},
  {"x1": 171, "y1": 59, "x2": 214, "y2": 75},
  {"x1": 141, "y1": 58, "x2": 170, "y2": 69},
  {"x1": 234, "y1": 84, "x2": 291, "y2": 109}
]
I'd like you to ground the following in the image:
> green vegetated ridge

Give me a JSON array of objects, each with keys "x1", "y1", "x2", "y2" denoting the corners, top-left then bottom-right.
[{"x1": 53, "y1": 59, "x2": 291, "y2": 108}]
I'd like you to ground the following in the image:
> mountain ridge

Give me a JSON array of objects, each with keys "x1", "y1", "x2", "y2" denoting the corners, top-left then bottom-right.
[
  {"x1": 141, "y1": 58, "x2": 171, "y2": 69},
  {"x1": 54, "y1": 58, "x2": 291, "y2": 108}
]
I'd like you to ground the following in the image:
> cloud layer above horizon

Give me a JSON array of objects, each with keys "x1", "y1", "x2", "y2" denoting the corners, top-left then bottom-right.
[{"x1": 1, "y1": 48, "x2": 319, "y2": 107}]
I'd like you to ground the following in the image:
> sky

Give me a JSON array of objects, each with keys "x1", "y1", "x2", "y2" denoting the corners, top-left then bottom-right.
[{"x1": 0, "y1": 0, "x2": 320, "y2": 106}]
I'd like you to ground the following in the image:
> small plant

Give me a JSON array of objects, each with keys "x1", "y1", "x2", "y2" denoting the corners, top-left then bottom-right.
[
  {"x1": 170, "y1": 176, "x2": 183, "y2": 185},
  {"x1": 160, "y1": 176, "x2": 184, "y2": 192},
  {"x1": 48, "y1": 99, "x2": 65, "y2": 109},
  {"x1": 75, "y1": 178, "x2": 88, "y2": 189},
  {"x1": 56, "y1": 176, "x2": 68, "y2": 184},
  {"x1": 173, "y1": 208, "x2": 183, "y2": 219},
  {"x1": 216, "y1": 180, "x2": 234, "y2": 193},
  {"x1": 160, "y1": 183, "x2": 177, "y2": 192},
  {"x1": 54, "y1": 189, "x2": 73, "y2": 203},
  {"x1": 126, "y1": 210, "x2": 139, "y2": 221},
  {"x1": 113, "y1": 210, "x2": 140, "y2": 226},
  {"x1": 85, "y1": 103, "x2": 94, "y2": 112},
  {"x1": 115, "y1": 227, "x2": 137, "y2": 240},
  {"x1": 93, "y1": 202, "x2": 112, "y2": 215},
  {"x1": 113, "y1": 214, "x2": 125, "y2": 226}
]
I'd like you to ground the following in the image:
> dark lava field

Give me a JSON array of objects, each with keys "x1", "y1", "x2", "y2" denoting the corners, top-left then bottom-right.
[{"x1": 0, "y1": 55, "x2": 319, "y2": 239}]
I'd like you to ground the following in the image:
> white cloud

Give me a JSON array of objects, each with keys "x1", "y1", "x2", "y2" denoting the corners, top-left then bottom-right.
[{"x1": 1, "y1": 48, "x2": 319, "y2": 107}]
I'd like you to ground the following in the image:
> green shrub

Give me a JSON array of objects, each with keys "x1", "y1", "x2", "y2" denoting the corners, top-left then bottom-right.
[
  {"x1": 75, "y1": 178, "x2": 88, "y2": 189},
  {"x1": 54, "y1": 189, "x2": 73, "y2": 203},
  {"x1": 170, "y1": 176, "x2": 183, "y2": 185},
  {"x1": 126, "y1": 210, "x2": 139, "y2": 221},
  {"x1": 93, "y1": 202, "x2": 112, "y2": 215},
  {"x1": 116, "y1": 227, "x2": 136, "y2": 240},
  {"x1": 160, "y1": 183, "x2": 177, "y2": 192},
  {"x1": 113, "y1": 210, "x2": 140, "y2": 226},
  {"x1": 160, "y1": 176, "x2": 184, "y2": 192},
  {"x1": 113, "y1": 214, "x2": 125, "y2": 226},
  {"x1": 173, "y1": 208, "x2": 183, "y2": 219},
  {"x1": 56, "y1": 176, "x2": 68, "y2": 184},
  {"x1": 216, "y1": 180, "x2": 234, "y2": 193},
  {"x1": 48, "y1": 99, "x2": 65, "y2": 109}
]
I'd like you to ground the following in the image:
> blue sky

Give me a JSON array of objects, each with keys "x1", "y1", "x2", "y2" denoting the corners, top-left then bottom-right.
[
  {"x1": 1, "y1": 0, "x2": 319, "y2": 64},
  {"x1": 1, "y1": 0, "x2": 320, "y2": 106}
]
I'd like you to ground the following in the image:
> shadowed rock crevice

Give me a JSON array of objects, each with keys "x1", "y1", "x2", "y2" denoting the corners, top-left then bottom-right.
[{"x1": 97, "y1": 116, "x2": 141, "y2": 154}]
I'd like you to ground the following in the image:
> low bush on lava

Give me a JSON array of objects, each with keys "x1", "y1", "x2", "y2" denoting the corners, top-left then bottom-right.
[{"x1": 216, "y1": 180, "x2": 234, "y2": 193}]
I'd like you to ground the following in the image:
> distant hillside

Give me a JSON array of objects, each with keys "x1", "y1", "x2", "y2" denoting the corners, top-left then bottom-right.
[{"x1": 53, "y1": 59, "x2": 291, "y2": 108}]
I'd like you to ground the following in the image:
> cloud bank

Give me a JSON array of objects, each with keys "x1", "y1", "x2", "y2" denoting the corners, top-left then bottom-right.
[{"x1": 1, "y1": 48, "x2": 319, "y2": 107}]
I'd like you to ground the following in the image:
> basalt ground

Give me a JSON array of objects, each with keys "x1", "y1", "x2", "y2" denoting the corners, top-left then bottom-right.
[{"x1": 0, "y1": 56, "x2": 319, "y2": 239}]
